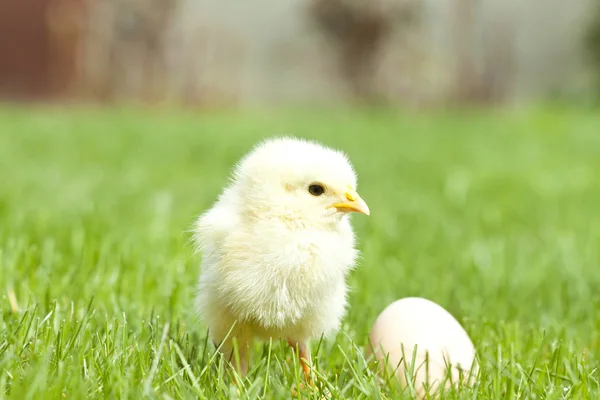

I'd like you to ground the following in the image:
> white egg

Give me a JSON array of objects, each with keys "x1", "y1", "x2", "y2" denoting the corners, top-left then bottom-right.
[{"x1": 366, "y1": 297, "x2": 477, "y2": 398}]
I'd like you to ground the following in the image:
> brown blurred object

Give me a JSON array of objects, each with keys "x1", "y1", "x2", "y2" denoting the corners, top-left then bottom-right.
[
  {"x1": 46, "y1": 0, "x2": 87, "y2": 100},
  {"x1": 0, "y1": 0, "x2": 177, "y2": 104},
  {"x1": 451, "y1": 0, "x2": 479, "y2": 104},
  {"x1": 451, "y1": 0, "x2": 516, "y2": 105},
  {"x1": 85, "y1": 0, "x2": 177, "y2": 103},
  {"x1": 0, "y1": 0, "x2": 86, "y2": 101},
  {"x1": 308, "y1": 0, "x2": 420, "y2": 102}
]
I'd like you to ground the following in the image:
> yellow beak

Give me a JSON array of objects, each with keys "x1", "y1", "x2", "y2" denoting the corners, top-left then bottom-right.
[{"x1": 330, "y1": 190, "x2": 370, "y2": 215}]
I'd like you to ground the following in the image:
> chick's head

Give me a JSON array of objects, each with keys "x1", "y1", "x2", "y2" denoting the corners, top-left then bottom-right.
[{"x1": 229, "y1": 137, "x2": 370, "y2": 226}]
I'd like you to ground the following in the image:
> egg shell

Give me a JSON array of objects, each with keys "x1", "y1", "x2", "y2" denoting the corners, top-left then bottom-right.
[{"x1": 366, "y1": 297, "x2": 477, "y2": 398}]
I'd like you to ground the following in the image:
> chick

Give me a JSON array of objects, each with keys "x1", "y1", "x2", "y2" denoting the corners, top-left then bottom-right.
[{"x1": 193, "y1": 137, "x2": 370, "y2": 383}]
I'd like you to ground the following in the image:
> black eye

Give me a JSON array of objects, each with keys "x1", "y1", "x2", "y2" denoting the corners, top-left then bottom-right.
[{"x1": 308, "y1": 183, "x2": 325, "y2": 196}]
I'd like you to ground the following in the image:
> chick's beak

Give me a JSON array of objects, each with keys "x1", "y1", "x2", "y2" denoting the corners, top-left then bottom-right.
[{"x1": 330, "y1": 190, "x2": 370, "y2": 215}]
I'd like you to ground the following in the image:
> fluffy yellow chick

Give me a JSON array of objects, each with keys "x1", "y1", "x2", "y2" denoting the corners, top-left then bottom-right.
[{"x1": 193, "y1": 137, "x2": 370, "y2": 383}]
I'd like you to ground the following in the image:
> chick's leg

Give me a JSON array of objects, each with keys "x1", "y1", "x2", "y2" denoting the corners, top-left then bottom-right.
[
  {"x1": 287, "y1": 339, "x2": 313, "y2": 385},
  {"x1": 213, "y1": 324, "x2": 253, "y2": 383}
]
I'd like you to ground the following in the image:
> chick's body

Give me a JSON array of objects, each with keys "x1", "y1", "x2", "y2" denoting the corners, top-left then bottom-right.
[
  {"x1": 197, "y1": 197, "x2": 356, "y2": 340},
  {"x1": 194, "y1": 138, "x2": 369, "y2": 378}
]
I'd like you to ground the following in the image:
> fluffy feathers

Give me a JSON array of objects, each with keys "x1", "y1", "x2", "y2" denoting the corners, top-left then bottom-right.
[{"x1": 193, "y1": 137, "x2": 368, "y2": 378}]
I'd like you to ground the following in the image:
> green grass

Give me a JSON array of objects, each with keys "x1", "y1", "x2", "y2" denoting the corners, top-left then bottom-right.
[{"x1": 1, "y1": 105, "x2": 599, "y2": 399}]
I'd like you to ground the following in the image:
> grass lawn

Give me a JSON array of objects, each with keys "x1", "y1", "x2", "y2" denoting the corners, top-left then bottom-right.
[{"x1": 0, "y1": 105, "x2": 599, "y2": 399}]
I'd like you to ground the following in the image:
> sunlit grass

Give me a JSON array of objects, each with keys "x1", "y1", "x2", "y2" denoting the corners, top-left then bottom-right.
[{"x1": 1, "y1": 105, "x2": 599, "y2": 398}]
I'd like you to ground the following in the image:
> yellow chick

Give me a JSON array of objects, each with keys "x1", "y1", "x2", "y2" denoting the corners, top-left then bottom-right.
[{"x1": 193, "y1": 137, "x2": 370, "y2": 383}]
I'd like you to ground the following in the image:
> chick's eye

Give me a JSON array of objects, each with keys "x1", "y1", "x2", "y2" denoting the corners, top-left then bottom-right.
[{"x1": 308, "y1": 183, "x2": 325, "y2": 196}]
